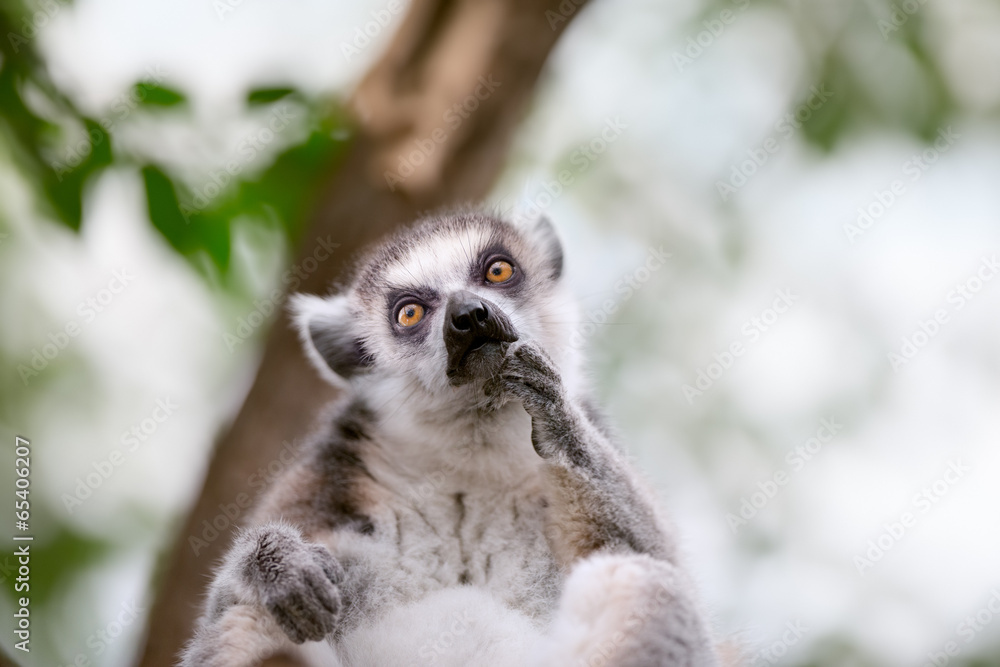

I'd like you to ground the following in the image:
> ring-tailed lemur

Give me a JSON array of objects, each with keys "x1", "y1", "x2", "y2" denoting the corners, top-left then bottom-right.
[{"x1": 183, "y1": 211, "x2": 720, "y2": 666}]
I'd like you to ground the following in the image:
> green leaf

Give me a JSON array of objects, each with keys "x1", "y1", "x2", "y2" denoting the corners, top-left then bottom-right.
[
  {"x1": 0, "y1": 8, "x2": 116, "y2": 232},
  {"x1": 799, "y1": 54, "x2": 853, "y2": 152},
  {"x1": 142, "y1": 165, "x2": 230, "y2": 275},
  {"x1": 247, "y1": 87, "x2": 297, "y2": 105},
  {"x1": 134, "y1": 82, "x2": 186, "y2": 107},
  {"x1": 41, "y1": 118, "x2": 114, "y2": 225}
]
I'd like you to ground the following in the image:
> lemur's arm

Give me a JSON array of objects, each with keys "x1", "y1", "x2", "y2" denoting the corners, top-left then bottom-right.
[
  {"x1": 206, "y1": 522, "x2": 344, "y2": 639},
  {"x1": 181, "y1": 521, "x2": 344, "y2": 667},
  {"x1": 495, "y1": 342, "x2": 675, "y2": 565},
  {"x1": 497, "y1": 342, "x2": 719, "y2": 666},
  {"x1": 181, "y1": 447, "x2": 363, "y2": 667}
]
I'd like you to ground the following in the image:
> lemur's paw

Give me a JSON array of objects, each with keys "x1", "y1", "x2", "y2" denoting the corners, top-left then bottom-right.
[
  {"x1": 251, "y1": 530, "x2": 344, "y2": 644},
  {"x1": 497, "y1": 341, "x2": 563, "y2": 412}
]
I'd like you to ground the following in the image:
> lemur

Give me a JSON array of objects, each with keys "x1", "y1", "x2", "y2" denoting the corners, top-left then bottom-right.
[{"x1": 182, "y1": 211, "x2": 720, "y2": 666}]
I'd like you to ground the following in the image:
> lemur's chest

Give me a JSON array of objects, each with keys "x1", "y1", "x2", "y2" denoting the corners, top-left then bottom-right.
[
  {"x1": 384, "y1": 481, "x2": 558, "y2": 612},
  {"x1": 338, "y1": 454, "x2": 561, "y2": 623},
  {"x1": 395, "y1": 483, "x2": 554, "y2": 591},
  {"x1": 329, "y1": 405, "x2": 562, "y2": 625}
]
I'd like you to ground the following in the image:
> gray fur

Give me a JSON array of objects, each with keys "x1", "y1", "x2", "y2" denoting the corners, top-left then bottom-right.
[{"x1": 182, "y1": 211, "x2": 718, "y2": 666}]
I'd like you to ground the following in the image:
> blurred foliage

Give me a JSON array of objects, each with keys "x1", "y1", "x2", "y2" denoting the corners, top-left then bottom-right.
[
  {"x1": 0, "y1": 1, "x2": 350, "y2": 663},
  {"x1": 797, "y1": 11, "x2": 956, "y2": 149},
  {"x1": 0, "y1": 527, "x2": 108, "y2": 606},
  {"x1": 0, "y1": 0, "x2": 350, "y2": 287},
  {"x1": 0, "y1": 4, "x2": 110, "y2": 231},
  {"x1": 142, "y1": 114, "x2": 349, "y2": 283},
  {"x1": 695, "y1": 0, "x2": 959, "y2": 150}
]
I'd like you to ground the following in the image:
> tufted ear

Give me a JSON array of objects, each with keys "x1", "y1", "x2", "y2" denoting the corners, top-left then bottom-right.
[
  {"x1": 529, "y1": 215, "x2": 564, "y2": 281},
  {"x1": 290, "y1": 293, "x2": 370, "y2": 384}
]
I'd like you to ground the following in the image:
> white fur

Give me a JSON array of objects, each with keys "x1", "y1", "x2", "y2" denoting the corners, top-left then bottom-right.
[{"x1": 336, "y1": 587, "x2": 544, "y2": 667}]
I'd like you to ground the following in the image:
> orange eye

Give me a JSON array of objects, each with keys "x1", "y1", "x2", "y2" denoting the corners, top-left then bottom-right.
[
  {"x1": 397, "y1": 303, "x2": 425, "y2": 327},
  {"x1": 486, "y1": 260, "x2": 514, "y2": 284}
]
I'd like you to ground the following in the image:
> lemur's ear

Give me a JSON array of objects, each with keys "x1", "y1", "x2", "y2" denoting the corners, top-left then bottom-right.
[
  {"x1": 290, "y1": 293, "x2": 369, "y2": 384},
  {"x1": 530, "y1": 215, "x2": 564, "y2": 280}
]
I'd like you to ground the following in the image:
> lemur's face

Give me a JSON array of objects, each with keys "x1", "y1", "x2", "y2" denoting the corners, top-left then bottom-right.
[{"x1": 294, "y1": 213, "x2": 574, "y2": 399}]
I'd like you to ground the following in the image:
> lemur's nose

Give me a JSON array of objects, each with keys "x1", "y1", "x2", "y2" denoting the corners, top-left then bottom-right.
[
  {"x1": 448, "y1": 296, "x2": 490, "y2": 332},
  {"x1": 443, "y1": 291, "x2": 518, "y2": 381}
]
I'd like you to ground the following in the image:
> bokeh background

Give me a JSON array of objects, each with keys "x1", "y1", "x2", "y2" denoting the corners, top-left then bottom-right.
[{"x1": 2, "y1": 0, "x2": 1000, "y2": 665}]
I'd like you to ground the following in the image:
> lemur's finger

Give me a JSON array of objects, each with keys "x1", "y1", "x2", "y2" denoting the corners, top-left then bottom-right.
[
  {"x1": 307, "y1": 570, "x2": 341, "y2": 617},
  {"x1": 309, "y1": 543, "x2": 345, "y2": 584}
]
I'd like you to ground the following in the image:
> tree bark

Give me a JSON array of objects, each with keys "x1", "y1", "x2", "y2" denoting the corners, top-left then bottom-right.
[{"x1": 135, "y1": 0, "x2": 587, "y2": 665}]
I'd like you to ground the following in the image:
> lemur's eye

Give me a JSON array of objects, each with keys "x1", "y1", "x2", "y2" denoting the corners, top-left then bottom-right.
[
  {"x1": 397, "y1": 303, "x2": 425, "y2": 327},
  {"x1": 486, "y1": 260, "x2": 514, "y2": 284}
]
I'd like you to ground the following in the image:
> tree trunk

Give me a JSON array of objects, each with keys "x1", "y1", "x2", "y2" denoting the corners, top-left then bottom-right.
[{"x1": 136, "y1": 0, "x2": 588, "y2": 664}]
